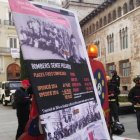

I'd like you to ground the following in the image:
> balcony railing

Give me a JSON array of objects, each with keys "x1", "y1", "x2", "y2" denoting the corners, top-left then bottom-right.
[
  {"x1": 4, "y1": 20, "x2": 15, "y2": 26},
  {"x1": 0, "y1": 47, "x2": 11, "y2": 54},
  {"x1": 11, "y1": 48, "x2": 20, "y2": 58}
]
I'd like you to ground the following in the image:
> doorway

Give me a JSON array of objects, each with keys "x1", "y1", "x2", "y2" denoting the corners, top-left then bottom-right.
[{"x1": 7, "y1": 63, "x2": 20, "y2": 81}]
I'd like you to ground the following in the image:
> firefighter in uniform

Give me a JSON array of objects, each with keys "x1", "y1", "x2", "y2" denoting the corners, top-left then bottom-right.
[
  {"x1": 107, "y1": 76, "x2": 119, "y2": 122},
  {"x1": 128, "y1": 75, "x2": 140, "y2": 133},
  {"x1": 15, "y1": 79, "x2": 31, "y2": 140},
  {"x1": 111, "y1": 70, "x2": 120, "y2": 106},
  {"x1": 111, "y1": 70, "x2": 120, "y2": 88}
]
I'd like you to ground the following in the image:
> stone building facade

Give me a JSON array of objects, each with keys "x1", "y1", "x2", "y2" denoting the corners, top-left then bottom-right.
[
  {"x1": 62, "y1": 0, "x2": 105, "y2": 21},
  {"x1": 0, "y1": 0, "x2": 62, "y2": 82},
  {"x1": 0, "y1": 0, "x2": 20, "y2": 82},
  {"x1": 80, "y1": 0, "x2": 140, "y2": 90}
]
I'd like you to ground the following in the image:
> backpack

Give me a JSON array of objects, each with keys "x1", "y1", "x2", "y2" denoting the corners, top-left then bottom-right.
[{"x1": 111, "y1": 121, "x2": 125, "y2": 135}]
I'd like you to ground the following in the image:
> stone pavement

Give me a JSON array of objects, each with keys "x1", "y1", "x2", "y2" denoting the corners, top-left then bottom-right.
[
  {"x1": 0, "y1": 104, "x2": 17, "y2": 140},
  {"x1": 0, "y1": 104, "x2": 140, "y2": 140},
  {"x1": 118, "y1": 114, "x2": 140, "y2": 139}
]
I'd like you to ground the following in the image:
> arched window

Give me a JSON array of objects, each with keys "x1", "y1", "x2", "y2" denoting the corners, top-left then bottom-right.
[
  {"x1": 94, "y1": 41, "x2": 101, "y2": 57},
  {"x1": 125, "y1": 27, "x2": 128, "y2": 48},
  {"x1": 111, "y1": 34, "x2": 114, "y2": 52},
  {"x1": 123, "y1": 3, "x2": 128, "y2": 14},
  {"x1": 122, "y1": 28, "x2": 125, "y2": 49},
  {"x1": 84, "y1": 29, "x2": 86, "y2": 36},
  {"x1": 136, "y1": 0, "x2": 140, "y2": 7},
  {"x1": 104, "y1": 16, "x2": 107, "y2": 25},
  {"x1": 129, "y1": 0, "x2": 134, "y2": 11},
  {"x1": 92, "y1": 24, "x2": 95, "y2": 32},
  {"x1": 89, "y1": 25, "x2": 92, "y2": 34},
  {"x1": 113, "y1": 10, "x2": 116, "y2": 20},
  {"x1": 96, "y1": 21, "x2": 99, "y2": 30},
  {"x1": 107, "y1": 34, "x2": 114, "y2": 53},
  {"x1": 108, "y1": 13, "x2": 112, "y2": 23},
  {"x1": 99, "y1": 18, "x2": 102, "y2": 27},
  {"x1": 120, "y1": 27, "x2": 128, "y2": 50},
  {"x1": 118, "y1": 7, "x2": 122, "y2": 17},
  {"x1": 119, "y1": 30, "x2": 123, "y2": 50},
  {"x1": 87, "y1": 27, "x2": 89, "y2": 35}
]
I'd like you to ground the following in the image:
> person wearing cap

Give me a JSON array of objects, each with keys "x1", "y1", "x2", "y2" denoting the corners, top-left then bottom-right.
[
  {"x1": 106, "y1": 76, "x2": 120, "y2": 122},
  {"x1": 128, "y1": 75, "x2": 140, "y2": 133},
  {"x1": 15, "y1": 79, "x2": 31, "y2": 140},
  {"x1": 106, "y1": 76, "x2": 120, "y2": 140},
  {"x1": 111, "y1": 70, "x2": 120, "y2": 88},
  {"x1": 110, "y1": 70, "x2": 120, "y2": 107}
]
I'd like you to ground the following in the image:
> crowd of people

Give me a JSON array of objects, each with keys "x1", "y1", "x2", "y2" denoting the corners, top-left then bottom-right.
[{"x1": 19, "y1": 18, "x2": 85, "y2": 63}]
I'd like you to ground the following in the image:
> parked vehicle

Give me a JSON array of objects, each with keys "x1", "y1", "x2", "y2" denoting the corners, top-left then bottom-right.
[{"x1": 0, "y1": 81, "x2": 21, "y2": 108}]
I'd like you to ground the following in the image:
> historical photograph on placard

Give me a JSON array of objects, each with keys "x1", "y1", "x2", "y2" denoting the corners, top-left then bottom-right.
[
  {"x1": 40, "y1": 101, "x2": 102, "y2": 140},
  {"x1": 14, "y1": 13, "x2": 86, "y2": 63}
]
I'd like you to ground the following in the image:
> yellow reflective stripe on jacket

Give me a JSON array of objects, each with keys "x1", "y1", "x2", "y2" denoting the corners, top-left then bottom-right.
[
  {"x1": 109, "y1": 99, "x2": 116, "y2": 102},
  {"x1": 134, "y1": 105, "x2": 140, "y2": 108}
]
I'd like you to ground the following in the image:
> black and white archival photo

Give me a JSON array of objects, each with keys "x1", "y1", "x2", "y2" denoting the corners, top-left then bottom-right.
[
  {"x1": 14, "y1": 11, "x2": 86, "y2": 63},
  {"x1": 40, "y1": 101, "x2": 106, "y2": 140}
]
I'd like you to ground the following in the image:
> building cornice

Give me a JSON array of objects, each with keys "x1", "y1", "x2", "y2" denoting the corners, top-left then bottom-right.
[
  {"x1": 80, "y1": 0, "x2": 116, "y2": 25},
  {"x1": 63, "y1": 1, "x2": 99, "y2": 9},
  {"x1": 84, "y1": 6, "x2": 140, "y2": 39}
]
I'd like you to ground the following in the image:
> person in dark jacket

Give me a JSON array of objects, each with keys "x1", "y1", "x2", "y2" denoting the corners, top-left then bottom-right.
[
  {"x1": 111, "y1": 70, "x2": 120, "y2": 106},
  {"x1": 111, "y1": 70, "x2": 120, "y2": 88},
  {"x1": 15, "y1": 79, "x2": 31, "y2": 140},
  {"x1": 128, "y1": 75, "x2": 140, "y2": 133},
  {"x1": 107, "y1": 76, "x2": 120, "y2": 122}
]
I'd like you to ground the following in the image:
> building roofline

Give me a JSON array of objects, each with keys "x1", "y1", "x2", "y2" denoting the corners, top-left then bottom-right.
[
  {"x1": 63, "y1": 1, "x2": 99, "y2": 9},
  {"x1": 80, "y1": 0, "x2": 116, "y2": 26}
]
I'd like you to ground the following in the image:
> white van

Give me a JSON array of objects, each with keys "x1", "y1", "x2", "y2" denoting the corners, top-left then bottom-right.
[{"x1": 0, "y1": 81, "x2": 21, "y2": 107}]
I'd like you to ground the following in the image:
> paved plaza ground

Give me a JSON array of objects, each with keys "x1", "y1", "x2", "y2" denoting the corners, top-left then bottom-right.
[{"x1": 0, "y1": 104, "x2": 140, "y2": 140}]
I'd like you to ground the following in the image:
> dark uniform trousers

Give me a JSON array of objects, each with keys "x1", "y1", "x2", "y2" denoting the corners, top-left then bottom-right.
[
  {"x1": 128, "y1": 85, "x2": 140, "y2": 133},
  {"x1": 15, "y1": 87, "x2": 30, "y2": 140},
  {"x1": 136, "y1": 109, "x2": 140, "y2": 132},
  {"x1": 16, "y1": 108, "x2": 29, "y2": 140},
  {"x1": 108, "y1": 89, "x2": 119, "y2": 122},
  {"x1": 109, "y1": 101, "x2": 119, "y2": 122}
]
